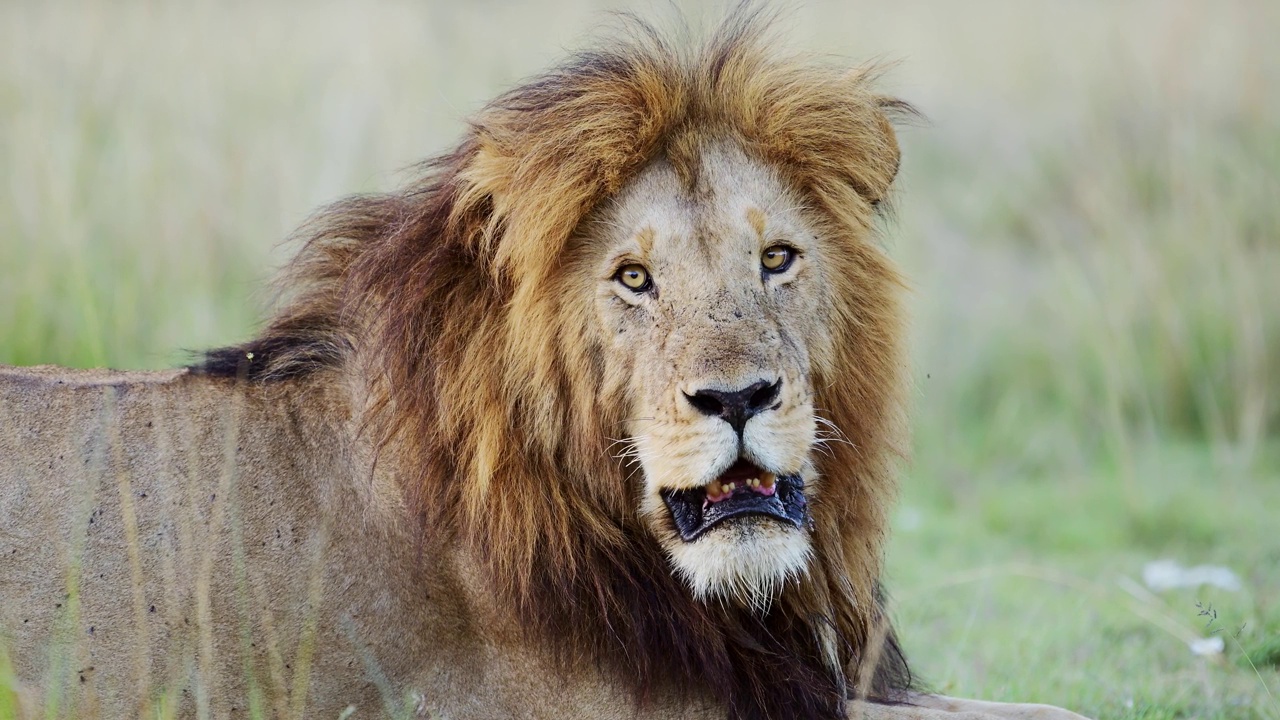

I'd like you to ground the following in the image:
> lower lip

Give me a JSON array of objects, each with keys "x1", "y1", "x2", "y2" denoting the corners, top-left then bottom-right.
[{"x1": 660, "y1": 475, "x2": 809, "y2": 542}]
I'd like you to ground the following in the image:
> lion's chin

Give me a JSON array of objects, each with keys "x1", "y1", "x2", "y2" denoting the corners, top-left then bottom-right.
[
  {"x1": 646, "y1": 459, "x2": 815, "y2": 607},
  {"x1": 664, "y1": 518, "x2": 813, "y2": 610}
]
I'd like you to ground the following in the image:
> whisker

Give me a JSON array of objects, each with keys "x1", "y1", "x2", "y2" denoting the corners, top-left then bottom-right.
[{"x1": 813, "y1": 414, "x2": 857, "y2": 449}]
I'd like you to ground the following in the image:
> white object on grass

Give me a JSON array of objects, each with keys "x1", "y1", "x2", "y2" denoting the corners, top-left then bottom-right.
[
  {"x1": 1189, "y1": 635, "x2": 1225, "y2": 656},
  {"x1": 1142, "y1": 559, "x2": 1242, "y2": 592}
]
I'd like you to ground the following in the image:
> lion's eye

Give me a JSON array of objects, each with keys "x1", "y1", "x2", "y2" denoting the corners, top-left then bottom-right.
[
  {"x1": 761, "y1": 245, "x2": 795, "y2": 273},
  {"x1": 615, "y1": 264, "x2": 651, "y2": 292}
]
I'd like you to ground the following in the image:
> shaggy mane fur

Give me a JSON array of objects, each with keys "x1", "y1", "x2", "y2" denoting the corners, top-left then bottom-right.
[{"x1": 199, "y1": 12, "x2": 916, "y2": 720}]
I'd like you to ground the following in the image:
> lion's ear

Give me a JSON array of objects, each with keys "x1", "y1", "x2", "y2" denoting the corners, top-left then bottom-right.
[
  {"x1": 721, "y1": 56, "x2": 911, "y2": 213},
  {"x1": 456, "y1": 130, "x2": 604, "y2": 279},
  {"x1": 859, "y1": 100, "x2": 906, "y2": 207},
  {"x1": 813, "y1": 92, "x2": 911, "y2": 209}
]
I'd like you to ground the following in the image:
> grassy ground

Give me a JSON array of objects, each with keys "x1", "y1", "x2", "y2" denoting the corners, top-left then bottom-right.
[{"x1": 2, "y1": 1, "x2": 1278, "y2": 718}]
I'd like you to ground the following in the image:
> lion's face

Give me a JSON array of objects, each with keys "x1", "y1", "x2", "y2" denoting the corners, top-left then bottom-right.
[{"x1": 585, "y1": 140, "x2": 835, "y2": 606}]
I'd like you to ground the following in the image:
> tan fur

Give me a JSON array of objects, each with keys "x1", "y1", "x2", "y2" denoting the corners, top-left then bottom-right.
[{"x1": 0, "y1": 13, "x2": 1088, "y2": 720}]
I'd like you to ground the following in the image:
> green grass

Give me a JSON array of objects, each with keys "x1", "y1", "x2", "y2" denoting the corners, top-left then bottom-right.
[
  {"x1": 890, "y1": 436, "x2": 1280, "y2": 718},
  {"x1": 2, "y1": 1, "x2": 1278, "y2": 718}
]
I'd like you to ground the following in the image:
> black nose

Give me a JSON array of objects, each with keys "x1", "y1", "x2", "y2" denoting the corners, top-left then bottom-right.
[{"x1": 684, "y1": 379, "x2": 782, "y2": 434}]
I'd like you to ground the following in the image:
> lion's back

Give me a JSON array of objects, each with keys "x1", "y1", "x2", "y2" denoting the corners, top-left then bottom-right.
[{"x1": 0, "y1": 366, "x2": 394, "y2": 718}]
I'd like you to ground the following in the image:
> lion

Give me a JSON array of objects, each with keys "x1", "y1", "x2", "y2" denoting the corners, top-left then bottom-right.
[{"x1": 0, "y1": 14, "x2": 1089, "y2": 720}]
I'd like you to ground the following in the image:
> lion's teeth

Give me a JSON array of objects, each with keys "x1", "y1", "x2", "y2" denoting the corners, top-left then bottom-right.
[{"x1": 760, "y1": 472, "x2": 776, "y2": 489}]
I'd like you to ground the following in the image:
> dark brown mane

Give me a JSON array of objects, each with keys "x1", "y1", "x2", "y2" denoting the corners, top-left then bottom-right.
[{"x1": 198, "y1": 11, "x2": 916, "y2": 720}]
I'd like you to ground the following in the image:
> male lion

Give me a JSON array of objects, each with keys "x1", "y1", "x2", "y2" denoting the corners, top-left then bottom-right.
[{"x1": 0, "y1": 16, "x2": 1088, "y2": 720}]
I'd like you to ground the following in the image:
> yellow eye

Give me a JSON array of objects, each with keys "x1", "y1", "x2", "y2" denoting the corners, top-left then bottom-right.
[
  {"x1": 616, "y1": 264, "x2": 651, "y2": 291},
  {"x1": 761, "y1": 245, "x2": 794, "y2": 273}
]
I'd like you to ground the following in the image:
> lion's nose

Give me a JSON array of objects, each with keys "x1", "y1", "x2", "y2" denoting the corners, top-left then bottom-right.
[{"x1": 683, "y1": 379, "x2": 782, "y2": 434}]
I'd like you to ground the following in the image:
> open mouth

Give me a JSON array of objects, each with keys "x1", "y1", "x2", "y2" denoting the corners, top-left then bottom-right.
[{"x1": 660, "y1": 459, "x2": 810, "y2": 542}]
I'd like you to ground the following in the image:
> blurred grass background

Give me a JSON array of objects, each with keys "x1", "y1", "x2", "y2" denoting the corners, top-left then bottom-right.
[{"x1": 1, "y1": 1, "x2": 1277, "y2": 718}]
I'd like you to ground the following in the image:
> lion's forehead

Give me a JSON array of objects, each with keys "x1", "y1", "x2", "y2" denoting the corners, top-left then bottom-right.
[{"x1": 601, "y1": 140, "x2": 802, "y2": 266}]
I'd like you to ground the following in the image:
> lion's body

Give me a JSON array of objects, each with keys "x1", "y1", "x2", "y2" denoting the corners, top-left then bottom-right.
[
  {"x1": 0, "y1": 13, "x2": 1089, "y2": 720},
  {"x1": 0, "y1": 366, "x2": 712, "y2": 718}
]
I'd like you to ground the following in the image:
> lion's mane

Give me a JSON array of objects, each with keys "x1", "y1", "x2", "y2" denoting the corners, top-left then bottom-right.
[{"x1": 200, "y1": 13, "x2": 914, "y2": 720}]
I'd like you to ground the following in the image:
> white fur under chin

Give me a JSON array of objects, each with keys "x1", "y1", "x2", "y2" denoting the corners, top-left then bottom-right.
[{"x1": 666, "y1": 520, "x2": 813, "y2": 611}]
